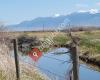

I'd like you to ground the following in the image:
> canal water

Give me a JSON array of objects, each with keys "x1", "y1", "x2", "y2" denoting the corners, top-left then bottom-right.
[{"x1": 17, "y1": 48, "x2": 100, "y2": 80}]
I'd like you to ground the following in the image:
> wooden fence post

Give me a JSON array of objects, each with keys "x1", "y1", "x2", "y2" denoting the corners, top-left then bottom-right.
[
  {"x1": 70, "y1": 44, "x2": 79, "y2": 80},
  {"x1": 13, "y1": 39, "x2": 20, "y2": 80}
]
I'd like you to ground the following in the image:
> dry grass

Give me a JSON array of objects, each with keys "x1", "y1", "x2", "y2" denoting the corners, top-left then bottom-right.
[
  {"x1": 0, "y1": 43, "x2": 49, "y2": 80},
  {"x1": 0, "y1": 31, "x2": 49, "y2": 80}
]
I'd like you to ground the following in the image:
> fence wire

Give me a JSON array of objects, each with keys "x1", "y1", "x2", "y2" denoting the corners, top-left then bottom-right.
[
  {"x1": 0, "y1": 32, "x2": 96, "y2": 80},
  {"x1": 16, "y1": 49, "x2": 73, "y2": 80}
]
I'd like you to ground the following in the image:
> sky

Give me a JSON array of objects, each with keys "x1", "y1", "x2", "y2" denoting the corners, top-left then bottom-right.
[{"x1": 0, "y1": 0, "x2": 100, "y2": 25}]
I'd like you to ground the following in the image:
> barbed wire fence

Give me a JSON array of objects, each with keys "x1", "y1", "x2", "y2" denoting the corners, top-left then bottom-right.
[
  {"x1": 0, "y1": 33, "x2": 97, "y2": 80},
  {"x1": 17, "y1": 51, "x2": 72, "y2": 80},
  {"x1": 16, "y1": 48, "x2": 95, "y2": 80},
  {"x1": 0, "y1": 24, "x2": 98, "y2": 80}
]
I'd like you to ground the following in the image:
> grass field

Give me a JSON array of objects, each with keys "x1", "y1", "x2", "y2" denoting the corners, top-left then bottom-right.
[
  {"x1": 1, "y1": 30, "x2": 100, "y2": 59},
  {"x1": 26, "y1": 30, "x2": 100, "y2": 60},
  {"x1": 0, "y1": 30, "x2": 100, "y2": 79}
]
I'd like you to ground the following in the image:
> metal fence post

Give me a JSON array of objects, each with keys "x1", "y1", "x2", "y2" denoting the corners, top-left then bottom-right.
[
  {"x1": 13, "y1": 39, "x2": 20, "y2": 80},
  {"x1": 70, "y1": 44, "x2": 79, "y2": 80}
]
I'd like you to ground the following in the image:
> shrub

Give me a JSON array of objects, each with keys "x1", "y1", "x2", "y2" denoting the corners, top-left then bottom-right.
[{"x1": 17, "y1": 34, "x2": 41, "y2": 55}]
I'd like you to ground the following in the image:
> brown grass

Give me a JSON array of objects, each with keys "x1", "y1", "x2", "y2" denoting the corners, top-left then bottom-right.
[{"x1": 0, "y1": 43, "x2": 49, "y2": 80}]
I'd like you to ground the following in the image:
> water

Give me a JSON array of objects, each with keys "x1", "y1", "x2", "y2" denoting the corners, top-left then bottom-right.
[
  {"x1": 80, "y1": 65, "x2": 100, "y2": 80},
  {"x1": 17, "y1": 48, "x2": 100, "y2": 80}
]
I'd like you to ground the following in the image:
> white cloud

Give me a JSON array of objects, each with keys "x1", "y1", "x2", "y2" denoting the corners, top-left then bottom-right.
[
  {"x1": 78, "y1": 9, "x2": 99, "y2": 14},
  {"x1": 78, "y1": 10, "x2": 88, "y2": 13},
  {"x1": 54, "y1": 14, "x2": 60, "y2": 17},
  {"x1": 89, "y1": 9, "x2": 99, "y2": 14}
]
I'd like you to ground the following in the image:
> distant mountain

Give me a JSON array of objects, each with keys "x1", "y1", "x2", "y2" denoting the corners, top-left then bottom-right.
[{"x1": 8, "y1": 12, "x2": 100, "y2": 31}]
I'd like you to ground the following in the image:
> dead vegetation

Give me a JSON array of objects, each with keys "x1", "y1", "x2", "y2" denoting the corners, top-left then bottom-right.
[{"x1": 0, "y1": 26, "x2": 49, "y2": 80}]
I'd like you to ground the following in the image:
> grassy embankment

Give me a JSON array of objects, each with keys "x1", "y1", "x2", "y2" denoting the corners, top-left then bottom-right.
[
  {"x1": 30, "y1": 30, "x2": 100, "y2": 61},
  {"x1": 73, "y1": 30, "x2": 100, "y2": 60},
  {"x1": 0, "y1": 32, "x2": 49, "y2": 80},
  {"x1": 5, "y1": 30, "x2": 100, "y2": 70},
  {"x1": 14, "y1": 30, "x2": 100, "y2": 60}
]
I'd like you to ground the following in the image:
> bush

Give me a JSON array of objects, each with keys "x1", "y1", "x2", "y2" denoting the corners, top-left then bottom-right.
[{"x1": 17, "y1": 34, "x2": 41, "y2": 55}]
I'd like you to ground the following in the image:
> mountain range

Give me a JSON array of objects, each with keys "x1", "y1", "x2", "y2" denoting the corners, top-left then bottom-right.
[{"x1": 8, "y1": 12, "x2": 100, "y2": 31}]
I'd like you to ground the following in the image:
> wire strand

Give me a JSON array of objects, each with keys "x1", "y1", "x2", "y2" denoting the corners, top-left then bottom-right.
[
  {"x1": 42, "y1": 55, "x2": 71, "y2": 63},
  {"x1": 21, "y1": 59, "x2": 65, "y2": 78},
  {"x1": 80, "y1": 64, "x2": 99, "y2": 72}
]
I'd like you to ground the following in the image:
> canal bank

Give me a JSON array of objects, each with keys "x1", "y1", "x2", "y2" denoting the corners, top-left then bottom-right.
[
  {"x1": 0, "y1": 44, "x2": 50, "y2": 80},
  {"x1": 79, "y1": 55, "x2": 100, "y2": 67}
]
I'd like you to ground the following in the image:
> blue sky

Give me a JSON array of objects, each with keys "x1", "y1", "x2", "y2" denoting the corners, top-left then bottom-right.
[{"x1": 0, "y1": 0, "x2": 100, "y2": 25}]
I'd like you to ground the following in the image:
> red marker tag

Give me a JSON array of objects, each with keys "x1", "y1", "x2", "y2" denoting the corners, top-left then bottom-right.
[{"x1": 28, "y1": 48, "x2": 42, "y2": 62}]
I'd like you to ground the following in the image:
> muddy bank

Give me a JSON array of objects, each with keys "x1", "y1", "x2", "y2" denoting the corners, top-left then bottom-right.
[{"x1": 79, "y1": 56, "x2": 100, "y2": 68}]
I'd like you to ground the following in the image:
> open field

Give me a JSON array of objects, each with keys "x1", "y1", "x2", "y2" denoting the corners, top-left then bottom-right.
[
  {"x1": 7, "y1": 30, "x2": 100, "y2": 38},
  {"x1": 17, "y1": 30, "x2": 100, "y2": 60},
  {"x1": 0, "y1": 30, "x2": 100, "y2": 79},
  {"x1": 1, "y1": 30, "x2": 100, "y2": 63}
]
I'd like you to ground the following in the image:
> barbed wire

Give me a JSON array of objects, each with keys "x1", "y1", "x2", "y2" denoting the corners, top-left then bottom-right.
[
  {"x1": 19, "y1": 57, "x2": 65, "y2": 79},
  {"x1": 17, "y1": 53, "x2": 72, "y2": 80},
  {"x1": 50, "y1": 51, "x2": 70, "y2": 55},
  {"x1": 42, "y1": 55, "x2": 72, "y2": 63},
  {"x1": 17, "y1": 50, "x2": 100, "y2": 73},
  {"x1": 33, "y1": 64, "x2": 65, "y2": 78},
  {"x1": 80, "y1": 64, "x2": 100, "y2": 72},
  {"x1": 13, "y1": 49, "x2": 100, "y2": 80},
  {"x1": 42, "y1": 54, "x2": 100, "y2": 72}
]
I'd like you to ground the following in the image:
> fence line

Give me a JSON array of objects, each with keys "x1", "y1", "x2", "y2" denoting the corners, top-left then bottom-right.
[
  {"x1": 13, "y1": 37, "x2": 96, "y2": 80},
  {"x1": 80, "y1": 64, "x2": 99, "y2": 72},
  {"x1": 16, "y1": 51, "x2": 73, "y2": 80},
  {"x1": 18, "y1": 57, "x2": 66, "y2": 80},
  {"x1": 13, "y1": 45, "x2": 97, "y2": 80},
  {"x1": 42, "y1": 55, "x2": 72, "y2": 63}
]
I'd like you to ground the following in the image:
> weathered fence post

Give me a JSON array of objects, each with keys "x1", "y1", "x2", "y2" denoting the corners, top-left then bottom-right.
[
  {"x1": 70, "y1": 43, "x2": 79, "y2": 80},
  {"x1": 13, "y1": 39, "x2": 20, "y2": 80}
]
